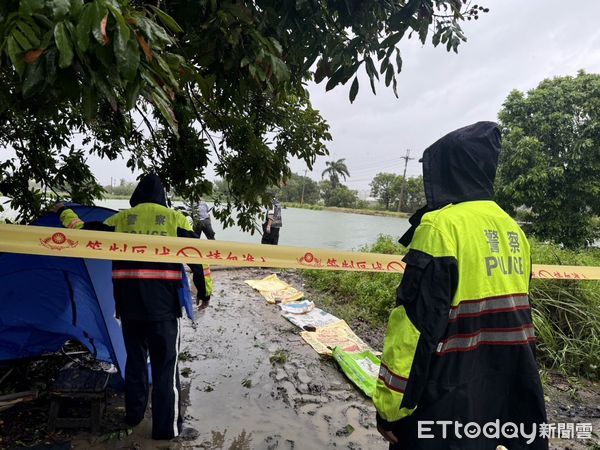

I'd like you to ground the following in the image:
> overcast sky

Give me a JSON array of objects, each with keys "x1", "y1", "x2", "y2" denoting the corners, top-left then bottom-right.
[{"x1": 86, "y1": 0, "x2": 600, "y2": 193}]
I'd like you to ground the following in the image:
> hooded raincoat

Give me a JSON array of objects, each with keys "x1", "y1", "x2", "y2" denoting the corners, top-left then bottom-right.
[
  {"x1": 373, "y1": 122, "x2": 547, "y2": 450},
  {"x1": 57, "y1": 173, "x2": 209, "y2": 439}
]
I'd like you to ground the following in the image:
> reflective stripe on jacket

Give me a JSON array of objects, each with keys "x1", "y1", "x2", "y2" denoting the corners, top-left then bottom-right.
[{"x1": 59, "y1": 204, "x2": 211, "y2": 320}]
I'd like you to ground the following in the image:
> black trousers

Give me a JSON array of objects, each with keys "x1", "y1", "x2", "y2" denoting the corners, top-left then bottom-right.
[
  {"x1": 261, "y1": 227, "x2": 280, "y2": 245},
  {"x1": 121, "y1": 319, "x2": 182, "y2": 440},
  {"x1": 196, "y1": 219, "x2": 215, "y2": 240}
]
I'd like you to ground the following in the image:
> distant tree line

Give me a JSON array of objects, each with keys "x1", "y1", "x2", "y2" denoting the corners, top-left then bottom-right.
[
  {"x1": 210, "y1": 157, "x2": 426, "y2": 212},
  {"x1": 370, "y1": 173, "x2": 425, "y2": 213},
  {"x1": 103, "y1": 179, "x2": 137, "y2": 197},
  {"x1": 210, "y1": 158, "x2": 362, "y2": 209}
]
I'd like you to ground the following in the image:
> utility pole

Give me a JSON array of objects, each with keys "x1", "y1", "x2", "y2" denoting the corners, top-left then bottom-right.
[
  {"x1": 398, "y1": 149, "x2": 414, "y2": 212},
  {"x1": 300, "y1": 169, "x2": 307, "y2": 204}
]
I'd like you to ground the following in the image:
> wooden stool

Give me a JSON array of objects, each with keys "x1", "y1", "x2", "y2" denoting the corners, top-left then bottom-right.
[{"x1": 48, "y1": 366, "x2": 110, "y2": 434}]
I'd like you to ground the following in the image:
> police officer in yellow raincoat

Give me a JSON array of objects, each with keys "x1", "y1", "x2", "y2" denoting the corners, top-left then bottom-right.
[
  {"x1": 374, "y1": 122, "x2": 547, "y2": 449},
  {"x1": 54, "y1": 173, "x2": 211, "y2": 440}
]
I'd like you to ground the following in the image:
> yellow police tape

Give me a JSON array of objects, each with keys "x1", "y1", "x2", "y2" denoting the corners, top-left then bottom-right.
[{"x1": 0, "y1": 224, "x2": 599, "y2": 280}]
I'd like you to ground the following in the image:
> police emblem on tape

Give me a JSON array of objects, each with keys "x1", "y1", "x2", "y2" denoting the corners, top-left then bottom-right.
[
  {"x1": 40, "y1": 232, "x2": 78, "y2": 251},
  {"x1": 297, "y1": 252, "x2": 323, "y2": 267}
]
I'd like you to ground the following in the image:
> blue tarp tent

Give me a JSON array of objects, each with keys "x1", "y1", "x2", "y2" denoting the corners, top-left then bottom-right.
[{"x1": 0, "y1": 204, "x2": 194, "y2": 379}]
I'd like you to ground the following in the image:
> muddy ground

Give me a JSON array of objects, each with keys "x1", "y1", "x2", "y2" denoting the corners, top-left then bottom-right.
[{"x1": 1, "y1": 268, "x2": 599, "y2": 449}]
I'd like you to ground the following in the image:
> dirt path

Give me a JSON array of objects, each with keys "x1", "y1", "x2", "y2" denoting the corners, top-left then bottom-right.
[
  {"x1": 76, "y1": 268, "x2": 386, "y2": 449},
  {"x1": 4, "y1": 267, "x2": 596, "y2": 449}
]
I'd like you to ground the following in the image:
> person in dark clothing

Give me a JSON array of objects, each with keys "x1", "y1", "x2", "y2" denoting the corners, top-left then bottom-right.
[
  {"x1": 194, "y1": 198, "x2": 216, "y2": 240},
  {"x1": 374, "y1": 122, "x2": 547, "y2": 450},
  {"x1": 52, "y1": 174, "x2": 208, "y2": 440},
  {"x1": 261, "y1": 198, "x2": 282, "y2": 245}
]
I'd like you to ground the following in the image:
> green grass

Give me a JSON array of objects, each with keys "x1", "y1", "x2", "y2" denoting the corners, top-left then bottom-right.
[
  {"x1": 302, "y1": 235, "x2": 404, "y2": 327},
  {"x1": 269, "y1": 350, "x2": 288, "y2": 364},
  {"x1": 283, "y1": 202, "x2": 324, "y2": 211},
  {"x1": 529, "y1": 239, "x2": 600, "y2": 380},
  {"x1": 283, "y1": 202, "x2": 410, "y2": 218},
  {"x1": 302, "y1": 236, "x2": 600, "y2": 380}
]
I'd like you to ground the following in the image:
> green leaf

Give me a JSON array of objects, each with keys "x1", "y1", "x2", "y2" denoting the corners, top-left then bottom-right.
[
  {"x1": 76, "y1": 4, "x2": 94, "y2": 52},
  {"x1": 113, "y1": 16, "x2": 128, "y2": 57},
  {"x1": 194, "y1": 73, "x2": 213, "y2": 99},
  {"x1": 314, "y1": 60, "x2": 329, "y2": 84},
  {"x1": 369, "y1": 74, "x2": 376, "y2": 95},
  {"x1": 147, "y1": 5, "x2": 183, "y2": 33},
  {"x1": 125, "y1": 77, "x2": 142, "y2": 109},
  {"x1": 92, "y1": 4, "x2": 109, "y2": 46},
  {"x1": 418, "y1": 21, "x2": 428, "y2": 44},
  {"x1": 54, "y1": 22, "x2": 74, "y2": 68},
  {"x1": 116, "y1": 35, "x2": 140, "y2": 82},
  {"x1": 380, "y1": 30, "x2": 406, "y2": 48},
  {"x1": 69, "y1": 0, "x2": 84, "y2": 18},
  {"x1": 17, "y1": 21, "x2": 41, "y2": 48},
  {"x1": 395, "y1": 49, "x2": 402, "y2": 73},
  {"x1": 269, "y1": 55, "x2": 289, "y2": 82},
  {"x1": 31, "y1": 13, "x2": 53, "y2": 28},
  {"x1": 325, "y1": 66, "x2": 347, "y2": 91},
  {"x1": 91, "y1": 72, "x2": 117, "y2": 110},
  {"x1": 137, "y1": 16, "x2": 174, "y2": 45},
  {"x1": 152, "y1": 53, "x2": 178, "y2": 87},
  {"x1": 364, "y1": 56, "x2": 378, "y2": 80},
  {"x1": 106, "y1": 3, "x2": 130, "y2": 43},
  {"x1": 349, "y1": 76, "x2": 358, "y2": 103},
  {"x1": 151, "y1": 90, "x2": 178, "y2": 136},
  {"x1": 268, "y1": 37, "x2": 283, "y2": 55},
  {"x1": 19, "y1": 0, "x2": 45, "y2": 15},
  {"x1": 385, "y1": 65, "x2": 393, "y2": 87},
  {"x1": 379, "y1": 57, "x2": 389, "y2": 75},
  {"x1": 432, "y1": 30, "x2": 441, "y2": 47},
  {"x1": 12, "y1": 29, "x2": 33, "y2": 51},
  {"x1": 50, "y1": 0, "x2": 71, "y2": 20},
  {"x1": 7, "y1": 36, "x2": 25, "y2": 75},
  {"x1": 40, "y1": 29, "x2": 55, "y2": 49},
  {"x1": 22, "y1": 59, "x2": 45, "y2": 97},
  {"x1": 94, "y1": 43, "x2": 113, "y2": 68},
  {"x1": 81, "y1": 85, "x2": 97, "y2": 121}
]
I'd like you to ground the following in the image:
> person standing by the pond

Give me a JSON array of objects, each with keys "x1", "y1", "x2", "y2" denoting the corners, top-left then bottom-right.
[
  {"x1": 194, "y1": 197, "x2": 216, "y2": 240},
  {"x1": 261, "y1": 197, "x2": 282, "y2": 245},
  {"x1": 373, "y1": 122, "x2": 547, "y2": 449},
  {"x1": 51, "y1": 174, "x2": 206, "y2": 441}
]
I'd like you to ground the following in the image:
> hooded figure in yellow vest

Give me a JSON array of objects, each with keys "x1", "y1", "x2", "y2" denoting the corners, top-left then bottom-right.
[
  {"x1": 53, "y1": 173, "x2": 211, "y2": 440},
  {"x1": 374, "y1": 122, "x2": 547, "y2": 450}
]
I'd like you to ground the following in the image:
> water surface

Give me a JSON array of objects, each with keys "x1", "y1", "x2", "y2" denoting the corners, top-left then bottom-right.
[{"x1": 97, "y1": 199, "x2": 410, "y2": 251}]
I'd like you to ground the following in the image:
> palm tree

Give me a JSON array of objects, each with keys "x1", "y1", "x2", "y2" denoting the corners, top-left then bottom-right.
[{"x1": 321, "y1": 158, "x2": 350, "y2": 189}]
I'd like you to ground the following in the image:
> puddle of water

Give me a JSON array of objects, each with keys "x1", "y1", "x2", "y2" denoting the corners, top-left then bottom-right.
[{"x1": 73, "y1": 268, "x2": 386, "y2": 449}]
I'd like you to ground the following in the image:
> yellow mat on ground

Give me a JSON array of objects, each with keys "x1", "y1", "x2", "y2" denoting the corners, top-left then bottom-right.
[
  {"x1": 245, "y1": 274, "x2": 304, "y2": 304},
  {"x1": 300, "y1": 320, "x2": 374, "y2": 356}
]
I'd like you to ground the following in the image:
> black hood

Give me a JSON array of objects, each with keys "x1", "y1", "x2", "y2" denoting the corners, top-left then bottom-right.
[
  {"x1": 129, "y1": 173, "x2": 167, "y2": 207},
  {"x1": 422, "y1": 121, "x2": 501, "y2": 208},
  {"x1": 399, "y1": 121, "x2": 501, "y2": 246}
]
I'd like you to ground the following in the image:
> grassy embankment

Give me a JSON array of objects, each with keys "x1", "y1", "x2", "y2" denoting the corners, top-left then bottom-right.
[
  {"x1": 283, "y1": 202, "x2": 410, "y2": 218},
  {"x1": 302, "y1": 235, "x2": 600, "y2": 381}
]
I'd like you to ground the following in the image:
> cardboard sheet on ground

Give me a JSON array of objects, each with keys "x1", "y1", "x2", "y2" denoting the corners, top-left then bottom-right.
[
  {"x1": 300, "y1": 320, "x2": 373, "y2": 356},
  {"x1": 245, "y1": 274, "x2": 304, "y2": 304},
  {"x1": 282, "y1": 307, "x2": 341, "y2": 329},
  {"x1": 332, "y1": 347, "x2": 381, "y2": 398}
]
